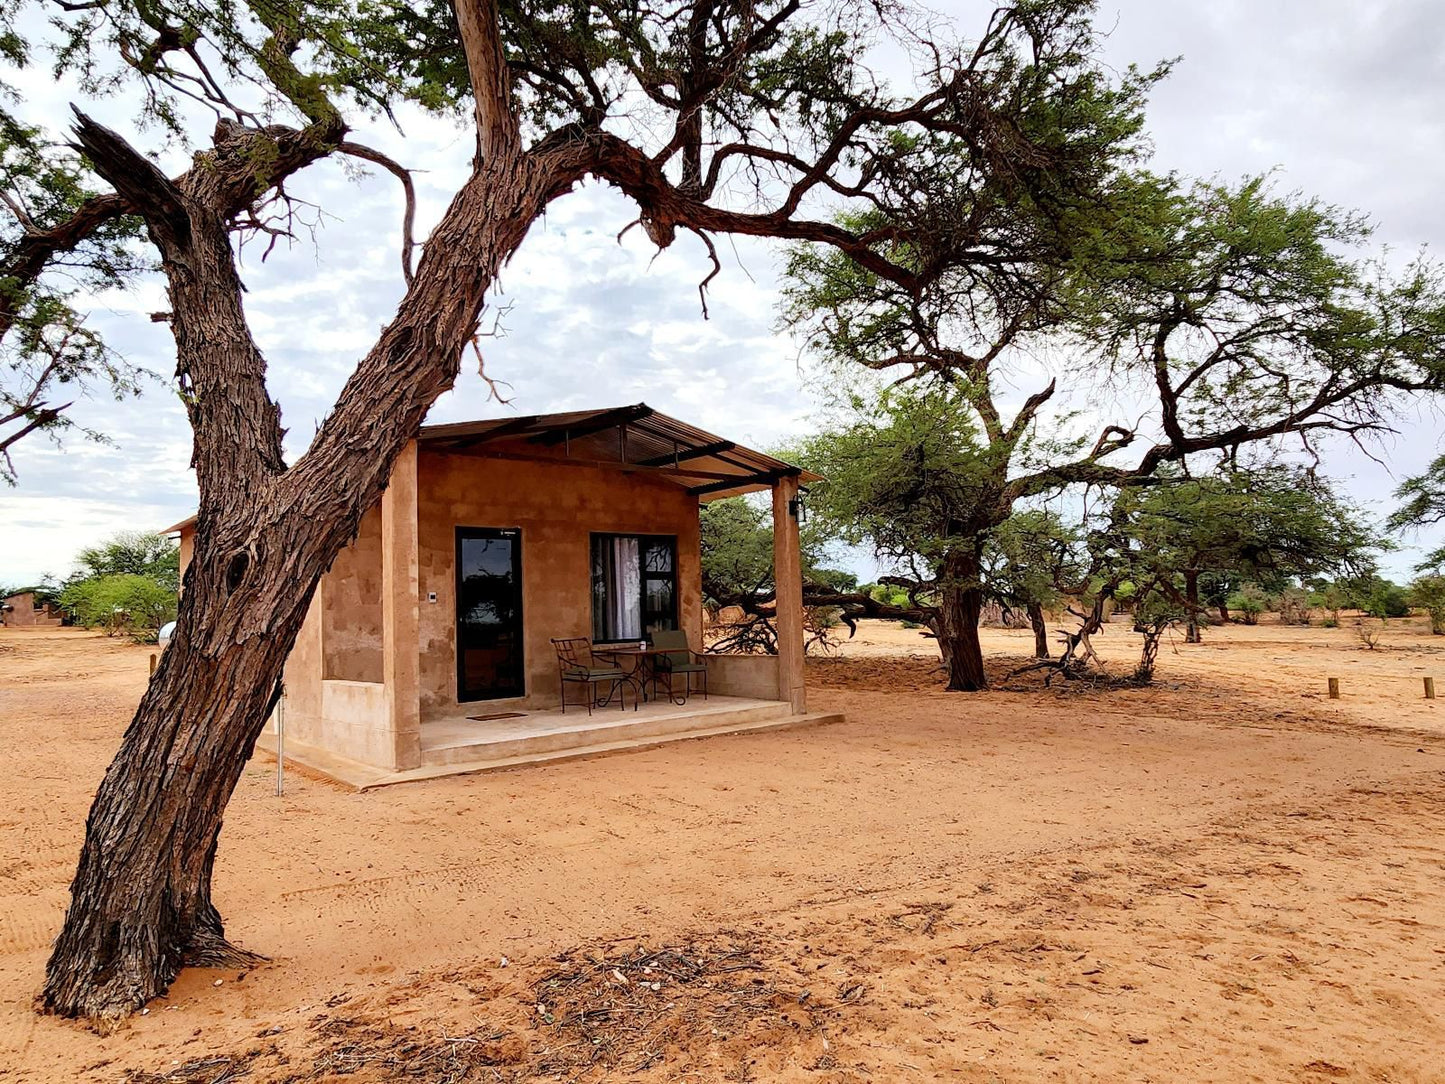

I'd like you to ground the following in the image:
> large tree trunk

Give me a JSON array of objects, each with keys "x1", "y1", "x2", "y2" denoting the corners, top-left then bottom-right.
[
  {"x1": 44, "y1": 22, "x2": 588, "y2": 1021},
  {"x1": 1028, "y1": 600, "x2": 1050, "y2": 659},
  {"x1": 935, "y1": 545, "x2": 988, "y2": 691},
  {"x1": 1184, "y1": 569, "x2": 1202, "y2": 644}
]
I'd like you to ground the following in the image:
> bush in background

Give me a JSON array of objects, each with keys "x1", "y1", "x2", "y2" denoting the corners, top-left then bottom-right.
[
  {"x1": 1411, "y1": 575, "x2": 1445, "y2": 635},
  {"x1": 61, "y1": 573, "x2": 177, "y2": 642}
]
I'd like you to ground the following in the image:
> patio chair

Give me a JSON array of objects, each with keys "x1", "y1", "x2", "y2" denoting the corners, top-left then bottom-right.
[
  {"x1": 551, "y1": 637, "x2": 628, "y2": 715},
  {"x1": 649, "y1": 629, "x2": 709, "y2": 705}
]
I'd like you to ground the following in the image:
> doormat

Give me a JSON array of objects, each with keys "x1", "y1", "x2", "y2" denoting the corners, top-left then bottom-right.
[{"x1": 467, "y1": 711, "x2": 528, "y2": 722}]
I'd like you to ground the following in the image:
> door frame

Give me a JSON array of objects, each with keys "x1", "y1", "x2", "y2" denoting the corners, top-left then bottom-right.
[{"x1": 454, "y1": 525, "x2": 525, "y2": 702}]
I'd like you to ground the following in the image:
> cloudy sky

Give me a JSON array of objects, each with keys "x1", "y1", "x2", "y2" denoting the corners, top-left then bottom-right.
[{"x1": 3, "y1": 0, "x2": 1444, "y2": 586}]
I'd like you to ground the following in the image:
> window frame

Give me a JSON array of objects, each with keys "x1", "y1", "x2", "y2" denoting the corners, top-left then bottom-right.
[
  {"x1": 455, "y1": 525, "x2": 525, "y2": 703},
  {"x1": 590, "y1": 532, "x2": 679, "y2": 644}
]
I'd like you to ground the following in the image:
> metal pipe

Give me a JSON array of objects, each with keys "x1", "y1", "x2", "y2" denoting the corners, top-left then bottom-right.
[{"x1": 275, "y1": 688, "x2": 285, "y2": 797}]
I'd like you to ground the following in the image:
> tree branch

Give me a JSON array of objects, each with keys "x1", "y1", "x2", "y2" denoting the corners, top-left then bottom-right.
[{"x1": 339, "y1": 141, "x2": 418, "y2": 285}]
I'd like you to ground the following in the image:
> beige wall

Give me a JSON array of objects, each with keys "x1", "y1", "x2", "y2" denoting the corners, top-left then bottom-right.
[
  {"x1": 416, "y1": 449, "x2": 703, "y2": 718},
  {"x1": 252, "y1": 447, "x2": 713, "y2": 769},
  {"x1": 321, "y1": 505, "x2": 384, "y2": 682}
]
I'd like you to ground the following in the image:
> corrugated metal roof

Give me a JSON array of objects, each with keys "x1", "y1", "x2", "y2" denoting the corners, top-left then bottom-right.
[
  {"x1": 418, "y1": 403, "x2": 819, "y2": 500},
  {"x1": 161, "y1": 405, "x2": 816, "y2": 532}
]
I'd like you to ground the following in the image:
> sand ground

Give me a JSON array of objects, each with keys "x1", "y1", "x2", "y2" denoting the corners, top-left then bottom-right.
[{"x1": 1, "y1": 619, "x2": 1443, "y2": 1082}]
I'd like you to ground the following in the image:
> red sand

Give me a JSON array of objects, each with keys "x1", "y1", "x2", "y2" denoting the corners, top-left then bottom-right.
[{"x1": 2, "y1": 621, "x2": 1443, "y2": 1082}]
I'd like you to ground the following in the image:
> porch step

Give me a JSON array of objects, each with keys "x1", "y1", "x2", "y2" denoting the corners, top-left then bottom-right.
[
  {"x1": 366, "y1": 709, "x2": 845, "y2": 790},
  {"x1": 420, "y1": 697, "x2": 793, "y2": 767}
]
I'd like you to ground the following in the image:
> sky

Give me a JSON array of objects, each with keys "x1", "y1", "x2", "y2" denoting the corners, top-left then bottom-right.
[{"x1": 3, "y1": 0, "x2": 1444, "y2": 586}]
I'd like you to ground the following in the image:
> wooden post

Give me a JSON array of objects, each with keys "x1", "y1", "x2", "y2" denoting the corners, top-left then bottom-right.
[
  {"x1": 772, "y1": 474, "x2": 807, "y2": 715},
  {"x1": 1426, "y1": 677, "x2": 1436, "y2": 700},
  {"x1": 148, "y1": 653, "x2": 157, "y2": 676},
  {"x1": 1327, "y1": 677, "x2": 1340, "y2": 699},
  {"x1": 382, "y1": 439, "x2": 423, "y2": 770}
]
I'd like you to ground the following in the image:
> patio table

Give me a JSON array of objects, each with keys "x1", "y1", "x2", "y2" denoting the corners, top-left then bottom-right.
[{"x1": 591, "y1": 646, "x2": 677, "y2": 704}]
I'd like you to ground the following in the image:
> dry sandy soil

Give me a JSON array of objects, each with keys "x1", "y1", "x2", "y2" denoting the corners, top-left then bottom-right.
[{"x1": 1, "y1": 619, "x2": 1443, "y2": 1083}]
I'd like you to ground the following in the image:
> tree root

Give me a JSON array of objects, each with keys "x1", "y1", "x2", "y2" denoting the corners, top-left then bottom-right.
[{"x1": 183, "y1": 929, "x2": 268, "y2": 969}]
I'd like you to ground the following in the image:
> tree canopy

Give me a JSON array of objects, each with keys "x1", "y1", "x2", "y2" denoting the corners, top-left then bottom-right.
[
  {"x1": 1388, "y1": 453, "x2": 1445, "y2": 570},
  {"x1": 14, "y1": 0, "x2": 1193, "y2": 1026}
]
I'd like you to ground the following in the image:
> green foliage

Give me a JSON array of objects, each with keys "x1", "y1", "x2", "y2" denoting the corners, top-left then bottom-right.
[
  {"x1": 700, "y1": 498, "x2": 775, "y2": 606},
  {"x1": 60, "y1": 573, "x2": 176, "y2": 641},
  {"x1": 1227, "y1": 584, "x2": 1268, "y2": 625},
  {"x1": 1, "y1": 114, "x2": 149, "y2": 480},
  {"x1": 982, "y1": 510, "x2": 1078, "y2": 612},
  {"x1": 1364, "y1": 579, "x2": 1411, "y2": 620},
  {"x1": 1114, "y1": 466, "x2": 1377, "y2": 593},
  {"x1": 1409, "y1": 574, "x2": 1445, "y2": 635},
  {"x1": 699, "y1": 495, "x2": 846, "y2": 606},
  {"x1": 56, "y1": 530, "x2": 179, "y2": 640},
  {"x1": 71, "y1": 530, "x2": 180, "y2": 592},
  {"x1": 797, "y1": 383, "x2": 996, "y2": 575},
  {"x1": 1388, "y1": 453, "x2": 1445, "y2": 570},
  {"x1": 865, "y1": 583, "x2": 915, "y2": 609}
]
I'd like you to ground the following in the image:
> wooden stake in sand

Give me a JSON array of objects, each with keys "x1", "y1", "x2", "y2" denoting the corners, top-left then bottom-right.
[
  {"x1": 149, "y1": 653, "x2": 157, "y2": 676},
  {"x1": 1327, "y1": 677, "x2": 1340, "y2": 699},
  {"x1": 1426, "y1": 677, "x2": 1436, "y2": 701}
]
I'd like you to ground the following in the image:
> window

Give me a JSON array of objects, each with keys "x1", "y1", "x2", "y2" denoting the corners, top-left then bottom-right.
[{"x1": 591, "y1": 533, "x2": 678, "y2": 643}]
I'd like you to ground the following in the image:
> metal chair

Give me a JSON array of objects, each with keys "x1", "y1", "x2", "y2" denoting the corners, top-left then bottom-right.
[
  {"x1": 551, "y1": 637, "x2": 628, "y2": 714},
  {"x1": 649, "y1": 629, "x2": 709, "y2": 705}
]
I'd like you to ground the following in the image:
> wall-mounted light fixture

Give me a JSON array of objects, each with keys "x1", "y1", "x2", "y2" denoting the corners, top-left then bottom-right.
[{"x1": 788, "y1": 486, "x2": 809, "y2": 523}]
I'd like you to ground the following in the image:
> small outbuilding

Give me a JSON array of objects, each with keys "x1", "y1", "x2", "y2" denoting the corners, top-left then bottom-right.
[
  {"x1": 169, "y1": 404, "x2": 839, "y2": 787},
  {"x1": 0, "y1": 590, "x2": 65, "y2": 628}
]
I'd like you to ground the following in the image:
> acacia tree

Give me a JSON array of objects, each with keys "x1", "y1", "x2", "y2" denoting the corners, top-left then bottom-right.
[
  {"x1": 783, "y1": 174, "x2": 1445, "y2": 690},
  {"x1": 1120, "y1": 467, "x2": 1376, "y2": 643},
  {"x1": 3, "y1": 0, "x2": 1160, "y2": 1024},
  {"x1": 0, "y1": 112, "x2": 148, "y2": 479},
  {"x1": 1389, "y1": 453, "x2": 1445, "y2": 569},
  {"x1": 982, "y1": 510, "x2": 1077, "y2": 658},
  {"x1": 1034, "y1": 467, "x2": 1376, "y2": 682}
]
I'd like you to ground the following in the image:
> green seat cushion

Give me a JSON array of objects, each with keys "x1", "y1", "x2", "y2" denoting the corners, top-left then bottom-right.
[
  {"x1": 564, "y1": 666, "x2": 624, "y2": 680},
  {"x1": 659, "y1": 661, "x2": 707, "y2": 674}
]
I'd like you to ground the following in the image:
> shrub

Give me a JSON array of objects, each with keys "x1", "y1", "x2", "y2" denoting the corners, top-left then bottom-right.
[
  {"x1": 1411, "y1": 575, "x2": 1445, "y2": 635},
  {"x1": 61, "y1": 574, "x2": 177, "y2": 642},
  {"x1": 1365, "y1": 580, "x2": 1411, "y2": 619},
  {"x1": 1277, "y1": 587, "x2": 1312, "y2": 626},
  {"x1": 1355, "y1": 618, "x2": 1383, "y2": 650},
  {"x1": 1227, "y1": 584, "x2": 1268, "y2": 625},
  {"x1": 866, "y1": 583, "x2": 913, "y2": 609}
]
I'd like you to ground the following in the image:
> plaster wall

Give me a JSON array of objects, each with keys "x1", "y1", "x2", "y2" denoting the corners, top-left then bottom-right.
[
  {"x1": 416, "y1": 449, "x2": 704, "y2": 717},
  {"x1": 705, "y1": 654, "x2": 782, "y2": 700},
  {"x1": 274, "y1": 550, "x2": 401, "y2": 769},
  {"x1": 0, "y1": 592, "x2": 63, "y2": 627},
  {"x1": 321, "y1": 505, "x2": 384, "y2": 682}
]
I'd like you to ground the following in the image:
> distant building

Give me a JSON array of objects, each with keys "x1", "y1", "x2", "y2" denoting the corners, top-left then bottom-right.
[{"x1": 0, "y1": 590, "x2": 65, "y2": 628}]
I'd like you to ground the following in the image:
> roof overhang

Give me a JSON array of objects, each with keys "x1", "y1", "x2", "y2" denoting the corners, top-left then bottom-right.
[
  {"x1": 418, "y1": 403, "x2": 819, "y2": 500},
  {"x1": 160, "y1": 515, "x2": 197, "y2": 535}
]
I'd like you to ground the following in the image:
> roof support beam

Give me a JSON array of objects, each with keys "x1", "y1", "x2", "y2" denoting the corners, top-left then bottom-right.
[
  {"x1": 688, "y1": 466, "x2": 800, "y2": 496},
  {"x1": 636, "y1": 439, "x2": 736, "y2": 467},
  {"x1": 442, "y1": 413, "x2": 543, "y2": 450},
  {"x1": 527, "y1": 403, "x2": 654, "y2": 445},
  {"x1": 463, "y1": 447, "x2": 757, "y2": 483}
]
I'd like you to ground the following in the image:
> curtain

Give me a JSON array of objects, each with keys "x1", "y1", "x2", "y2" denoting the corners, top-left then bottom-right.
[{"x1": 603, "y1": 536, "x2": 641, "y2": 640}]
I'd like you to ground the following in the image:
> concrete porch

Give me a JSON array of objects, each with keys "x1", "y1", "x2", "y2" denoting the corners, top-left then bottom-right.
[{"x1": 258, "y1": 693, "x2": 843, "y2": 791}]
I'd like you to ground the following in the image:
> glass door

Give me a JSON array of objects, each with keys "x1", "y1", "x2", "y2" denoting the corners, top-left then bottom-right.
[{"x1": 455, "y1": 527, "x2": 524, "y2": 701}]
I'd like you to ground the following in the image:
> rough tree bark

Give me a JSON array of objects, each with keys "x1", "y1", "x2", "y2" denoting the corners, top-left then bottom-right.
[
  {"x1": 1027, "y1": 600, "x2": 1050, "y2": 659},
  {"x1": 41, "y1": 2, "x2": 598, "y2": 1025},
  {"x1": 934, "y1": 544, "x2": 988, "y2": 691},
  {"x1": 1184, "y1": 568, "x2": 1202, "y2": 643}
]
